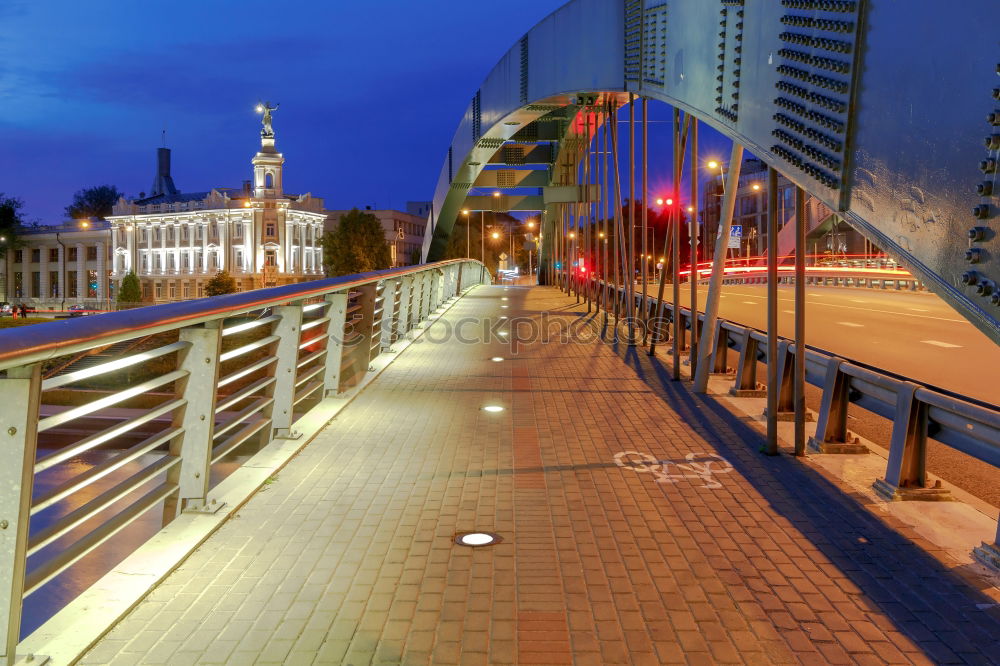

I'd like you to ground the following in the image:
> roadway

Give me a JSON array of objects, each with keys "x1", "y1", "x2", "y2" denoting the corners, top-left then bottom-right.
[{"x1": 645, "y1": 283, "x2": 999, "y2": 406}]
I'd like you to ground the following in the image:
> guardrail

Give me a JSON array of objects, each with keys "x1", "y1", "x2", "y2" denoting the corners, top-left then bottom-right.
[
  {"x1": 709, "y1": 267, "x2": 926, "y2": 291},
  {"x1": 0, "y1": 259, "x2": 489, "y2": 663},
  {"x1": 564, "y1": 274, "x2": 1000, "y2": 570}
]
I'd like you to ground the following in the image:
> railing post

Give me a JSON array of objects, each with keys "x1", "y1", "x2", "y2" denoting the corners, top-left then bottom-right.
[
  {"x1": 454, "y1": 264, "x2": 464, "y2": 296},
  {"x1": 708, "y1": 320, "x2": 731, "y2": 375},
  {"x1": 172, "y1": 322, "x2": 223, "y2": 513},
  {"x1": 396, "y1": 276, "x2": 414, "y2": 338},
  {"x1": 322, "y1": 292, "x2": 348, "y2": 397},
  {"x1": 873, "y1": 381, "x2": 949, "y2": 500},
  {"x1": 808, "y1": 358, "x2": 868, "y2": 453},
  {"x1": 770, "y1": 340, "x2": 796, "y2": 420},
  {"x1": 0, "y1": 364, "x2": 40, "y2": 666},
  {"x1": 271, "y1": 304, "x2": 305, "y2": 439},
  {"x1": 430, "y1": 269, "x2": 442, "y2": 313},
  {"x1": 380, "y1": 279, "x2": 400, "y2": 351},
  {"x1": 973, "y1": 525, "x2": 1000, "y2": 573},
  {"x1": 730, "y1": 329, "x2": 764, "y2": 396}
]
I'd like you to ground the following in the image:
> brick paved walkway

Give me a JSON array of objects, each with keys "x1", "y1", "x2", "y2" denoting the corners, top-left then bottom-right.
[{"x1": 83, "y1": 285, "x2": 1000, "y2": 665}]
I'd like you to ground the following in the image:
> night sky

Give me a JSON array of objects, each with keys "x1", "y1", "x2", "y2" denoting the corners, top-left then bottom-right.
[{"x1": 1, "y1": 0, "x2": 733, "y2": 225}]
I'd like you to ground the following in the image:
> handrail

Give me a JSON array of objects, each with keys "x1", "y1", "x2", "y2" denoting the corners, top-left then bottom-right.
[
  {"x1": 0, "y1": 259, "x2": 476, "y2": 372},
  {"x1": 0, "y1": 258, "x2": 489, "y2": 662}
]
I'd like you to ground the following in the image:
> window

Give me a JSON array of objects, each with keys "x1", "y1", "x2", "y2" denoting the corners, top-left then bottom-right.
[
  {"x1": 87, "y1": 270, "x2": 97, "y2": 298},
  {"x1": 14, "y1": 250, "x2": 22, "y2": 263},
  {"x1": 154, "y1": 228, "x2": 162, "y2": 242},
  {"x1": 49, "y1": 272, "x2": 59, "y2": 297},
  {"x1": 155, "y1": 283, "x2": 162, "y2": 299},
  {"x1": 167, "y1": 254, "x2": 175, "y2": 271},
  {"x1": 31, "y1": 249, "x2": 40, "y2": 263},
  {"x1": 141, "y1": 254, "x2": 149, "y2": 272},
  {"x1": 49, "y1": 248, "x2": 58, "y2": 262},
  {"x1": 195, "y1": 226, "x2": 203, "y2": 241},
  {"x1": 67, "y1": 271, "x2": 78, "y2": 298},
  {"x1": 182, "y1": 253, "x2": 189, "y2": 270},
  {"x1": 167, "y1": 226, "x2": 175, "y2": 242},
  {"x1": 265, "y1": 223, "x2": 276, "y2": 237},
  {"x1": 235, "y1": 250, "x2": 243, "y2": 270},
  {"x1": 181, "y1": 226, "x2": 189, "y2": 242},
  {"x1": 168, "y1": 283, "x2": 176, "y2": 299},
  {"x1": 87, "y1": 246, "x2": 98, "y2": 261},
  {"x1": 13, "y1": 272, "x2": 22, "y2": 298},
  {"x1": 183, "y1": 283, "x2": 191, "y2": 299},
  {"x1": 68, "y1": 247, "x2": 78, "y2": 262},
  {"x1": 141, "y1": 228, "x2": 149, "y2": 243},
  {"x1": 265, "y1": 250, "x2": 277, "y2": 267},
  {"x1": 233, "y1": 224, "x2": 243, "y2": 238},
  {"x1": 31, "y1": 272, "x2": 40, "y2": 298},
  {"x1": 143, "y1": 283, "x2": 152, "y2": 300},
  {"x1": 197, "y1": 284, "x2": 204, "y2": 298}
]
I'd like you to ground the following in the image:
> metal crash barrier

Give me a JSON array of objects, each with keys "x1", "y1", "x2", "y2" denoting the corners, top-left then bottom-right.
[
  {"x1": 574, "y1": 275, "x2": 1000, "y2": 572},
  {"x1": 0, "y1": 259, "x2": 489, "y2": 663}
]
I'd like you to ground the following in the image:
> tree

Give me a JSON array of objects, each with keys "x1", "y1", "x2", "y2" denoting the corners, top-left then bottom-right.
[
  {"x1": 0, "y1": 193, "x2": 24, "y2": 244},
  {"x1": 322, "y1": 208, "x2": 392, "y2": 277},
  {"x1": 65, "y1": 185, "x2": 123, "y2": 220},
  {"x1": 118, "y1": 271, "x2": 142, "y2": 304},
  {"x1": 205, "y1": 270, "x2": 237, "y2": 296}
]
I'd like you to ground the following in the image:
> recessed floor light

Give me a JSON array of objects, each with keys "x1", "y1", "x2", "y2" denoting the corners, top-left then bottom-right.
[
  {"x1": 499, "y1": 316, "x2": 508, "y2": 320},
  {"x1": 501, "y1": 297, "x2": 508, "y2": 301},
  {"x1": 501, "y1": 305, "x2": 508, "y2": 309},
  {"x1": 455, "y1": 532, "x2": 502, "y2": 547},
  {"x1": 482, "y1": 405, "x2": 504, "y2": 413},
  {"x1": 491, "y1": 357, "x2": 504, "y2": 362}
]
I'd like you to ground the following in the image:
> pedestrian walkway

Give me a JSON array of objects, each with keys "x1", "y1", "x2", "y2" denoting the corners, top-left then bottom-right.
[{"x1": 82, "y1": 285, "x2": 1000, "y2": 665}]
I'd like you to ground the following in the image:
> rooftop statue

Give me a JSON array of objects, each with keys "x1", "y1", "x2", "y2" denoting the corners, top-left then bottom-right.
[{"x1": 256, "y1": 101, "x2": 279, "y2": 138}]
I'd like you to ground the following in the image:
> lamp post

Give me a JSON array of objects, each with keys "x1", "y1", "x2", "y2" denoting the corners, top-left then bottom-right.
[{"x1": 461, "y1": 209, "x2": 470, "y2": 258}]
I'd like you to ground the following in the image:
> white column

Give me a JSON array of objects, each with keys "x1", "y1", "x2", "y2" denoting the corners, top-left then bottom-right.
[
  {"x1": 201, "y1": 222, "x2": 208, "y2": 273},
  {"x1": 126, "y1": 224, "x2": 135, "y2": 273},
  {"x1": 39, "y1": 246, "x2": 49, "y2": 302},
  {"x1": 218, "y1": 218, "x2": 227, "y2": 271},
  {"x1": 96, "y1": 241, "x2": 106, "y2": 302},
  {"x1": 174, "y1": 223, "x2": 181, "y2": 275},
  {"x1": 160, "y1": 223, "x2": 167, "y2": 275},
  {"x1": 75, "y1": 243, "x2": 85, "y2": 301},
  {"x1": 56, "y1": 245, "x2": 65, "y2": 299}
]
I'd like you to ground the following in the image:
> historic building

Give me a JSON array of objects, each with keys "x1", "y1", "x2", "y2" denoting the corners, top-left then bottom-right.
[{"x1": 108, "y1": 106, "x2": 326, "y2": 300}]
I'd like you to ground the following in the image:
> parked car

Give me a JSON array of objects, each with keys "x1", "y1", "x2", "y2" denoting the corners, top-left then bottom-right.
[
  {"x1": 67, "y1": 304, "x2": 101, "y2": 317},
  {"x1": 0, "y1": 304, "x2": 11, "y2": 316}
]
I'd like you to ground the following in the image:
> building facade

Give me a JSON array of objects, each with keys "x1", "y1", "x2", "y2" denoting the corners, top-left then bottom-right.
[
  {"x1": 324, "y1": 207, "x2": 428, "y2": 268},
  {"x1": 108, "y1": 123, "x2": 325, "y2": 301},
  {"x1": 2, "y1": 222, "x2": 115, "y2": 310}
]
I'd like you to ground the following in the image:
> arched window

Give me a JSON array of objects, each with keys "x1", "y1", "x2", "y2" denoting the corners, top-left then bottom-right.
[{"x1": 265, "y1": 173, "x2": 274, "y2": 188}]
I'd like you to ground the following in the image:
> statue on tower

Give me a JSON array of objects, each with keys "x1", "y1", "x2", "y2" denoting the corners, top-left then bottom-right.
[{"x1": 256, "y1": 101, "x2": 279, "y2": 138}]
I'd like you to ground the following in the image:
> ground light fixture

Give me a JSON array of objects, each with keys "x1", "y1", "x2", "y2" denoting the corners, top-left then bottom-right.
[
  {"x1": 481, "y1": 404, "x2": 505, "y2": 413},
  {"x1": 455, "y1": 532, "x2": 502, "y2": 547},
  {"x1": 491, "y1": 357, "x2": 504, "y2": 362}
]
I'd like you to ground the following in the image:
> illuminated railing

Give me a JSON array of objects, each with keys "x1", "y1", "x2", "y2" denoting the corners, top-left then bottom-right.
[{"x1": 0, "y1": 259, "x2": 489, "y2": 663}]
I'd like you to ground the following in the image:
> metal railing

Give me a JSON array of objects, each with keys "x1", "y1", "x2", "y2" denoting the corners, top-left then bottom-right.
[
  {"x1": 0, "y1": 259, "x2": 488, "y2": 663},
  {"x1": 708, "y1": 267, "x2": 926, "y2": 291},
  {"x1": 570, "y1": 276, "x2": 1000, "y2": 567}
]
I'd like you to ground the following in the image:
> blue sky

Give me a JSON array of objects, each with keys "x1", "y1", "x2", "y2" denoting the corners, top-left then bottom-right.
[{"x1": 0, "y1": 0, "x2": 734, "y2": 223}]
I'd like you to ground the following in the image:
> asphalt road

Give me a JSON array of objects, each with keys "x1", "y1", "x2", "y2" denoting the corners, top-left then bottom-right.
[{"x1": 647, "y1": 283, "x2": 999, "y2": 405}]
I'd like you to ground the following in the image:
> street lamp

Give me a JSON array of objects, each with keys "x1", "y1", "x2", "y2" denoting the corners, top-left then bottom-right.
[{"x1": 462, "y1": 209, "x2": 471, "y2": 258}]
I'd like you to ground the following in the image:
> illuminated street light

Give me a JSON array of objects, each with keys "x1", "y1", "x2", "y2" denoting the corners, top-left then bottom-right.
[
  {"x1": 656, "y1": 198, "x2": 664, "y2": 206},
  {"x1": 493, "y1": 191, "x2": 501, "y2": 198},
  {"x1": 707, "y1": 160, "x2": 719, "y2": 170},
  {"x1": 752, "y1": 183, "x2": 761, "y2": 191},
  {"x1": 79, "y1": 220, "x2": 90, "y2": 229},
  {"x1": 687, "y1": 206, "x2": 694, "y2": 213},
  {"x1": 568, "y1": 232, "x2": 576, "y2": 239}
]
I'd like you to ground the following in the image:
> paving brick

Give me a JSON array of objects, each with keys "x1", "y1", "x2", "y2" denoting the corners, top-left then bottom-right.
[{"x1": 77, "y1": 286, "x2": 1000, "y2": 665}]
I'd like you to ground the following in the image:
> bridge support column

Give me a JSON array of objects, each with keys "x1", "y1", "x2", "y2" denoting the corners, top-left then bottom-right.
[
  {"x1": 693, "y1": 143, "x2": 744, "y2": 392},
  {"x1": 173, "y1": 322, "x2": 223, "y2": 513},
  {"x1": 321, "y1": 292, "x2": 348, "y2": 397},
  {"x1": 271, "y1": 304, "x2": 305, "y2": 439},
  {"x1": 0, "y1": 364, "x2": 41, "y2": 666}
]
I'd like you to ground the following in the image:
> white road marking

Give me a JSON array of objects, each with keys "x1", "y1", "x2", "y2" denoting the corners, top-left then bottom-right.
[
  {"x1": 921, "y1": 340, "x2": 961, "y2": 348},
  {"x1": 850, "y1": 299, "x2": 867, "y2": 303},
  {"x1": 837, "y1": 321, "x2": 863, "y2": 327},
  {"x1": 742, "y1": 301, "x2": 757, "y2": 305},
  {"x1": 909, "y1": 308, "x2": 929, "y2": 312},
  {"x1": 783, "y1": 310, "x2": 794, "y2": 314}
]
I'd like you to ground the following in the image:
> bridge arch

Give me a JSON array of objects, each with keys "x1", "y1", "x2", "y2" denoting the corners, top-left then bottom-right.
[{"x1": 422, "y1": 0, "x2": 1000, "y2": 345}]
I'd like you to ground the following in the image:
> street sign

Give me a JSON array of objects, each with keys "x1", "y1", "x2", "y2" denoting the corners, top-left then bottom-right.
[
  {"x1": 728, "y1": 225, "x2": 742, "y2": 249},
  {"x1": 523, "y1": 240, "x2": 536, "y2": 252}
]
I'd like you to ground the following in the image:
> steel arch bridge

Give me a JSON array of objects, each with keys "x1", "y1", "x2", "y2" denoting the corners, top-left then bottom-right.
[{"x1": 421, "y1": 0, "x2": 1000, "y2": 346}]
